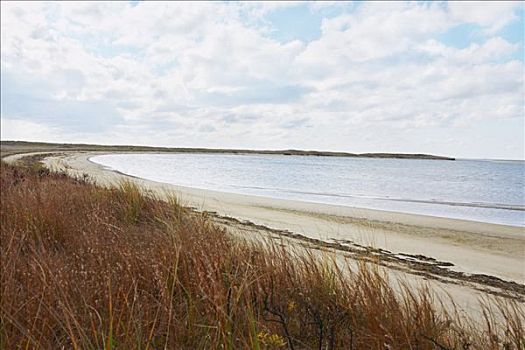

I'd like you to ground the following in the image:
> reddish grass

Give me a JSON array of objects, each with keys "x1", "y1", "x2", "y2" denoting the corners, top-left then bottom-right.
[{"x1": 0, "y1": 162, "x2": 523, "y2": 349}]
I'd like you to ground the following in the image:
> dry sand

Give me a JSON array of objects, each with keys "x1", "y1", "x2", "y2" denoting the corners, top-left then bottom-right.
[{"x1": 4, "y1": 151, "x2": 525, "y2": 316}]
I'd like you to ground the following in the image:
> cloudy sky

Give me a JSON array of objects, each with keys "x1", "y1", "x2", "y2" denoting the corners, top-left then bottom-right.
[{"x1": 1, "y1": 1, "x2": 523, "y2": 159}]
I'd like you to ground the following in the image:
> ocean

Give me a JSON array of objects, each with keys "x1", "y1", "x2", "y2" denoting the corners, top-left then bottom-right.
[{"x1": 91, "y1": 153, "x2": 525, "y2": 227}]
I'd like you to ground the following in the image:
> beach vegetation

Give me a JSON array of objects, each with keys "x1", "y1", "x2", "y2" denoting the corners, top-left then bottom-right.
[{"x1": 0, "y1": 161, "x2": 522, "y2": 349}]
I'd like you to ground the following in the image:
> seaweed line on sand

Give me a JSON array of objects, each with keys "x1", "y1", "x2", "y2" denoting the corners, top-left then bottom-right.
[{"x1": 200, "y1": 209, "x2": 525, "y2": 302}]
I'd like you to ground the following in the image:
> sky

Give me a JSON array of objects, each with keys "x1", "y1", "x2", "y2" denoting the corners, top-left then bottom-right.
[{"x1": 1, "y1": 1, "x2": 524, "y2": 160}]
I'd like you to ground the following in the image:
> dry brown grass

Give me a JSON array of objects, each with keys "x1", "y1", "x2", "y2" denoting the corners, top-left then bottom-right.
[{"x1": 0, "y1": 162, "x2": 523, "y2": 349}]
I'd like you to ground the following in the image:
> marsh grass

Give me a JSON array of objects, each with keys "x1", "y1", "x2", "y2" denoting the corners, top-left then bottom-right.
[{"x1": 0, "y1": 162, "x2": 522, "y2": 349}]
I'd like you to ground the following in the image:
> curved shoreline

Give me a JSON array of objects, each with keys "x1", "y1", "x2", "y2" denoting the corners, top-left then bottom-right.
[
  {"x1": 4, "y1": 151, "x2": 525, "y2": 284},
  {"x1": 87, "y1": 153, "x2": 524, "y2": 237},
  {"x1": 4, "y1": 150, "x2": 525, "y2": 318},
  {"x1": 90, "y1": 155, "x2": 525, "y2": 221}
]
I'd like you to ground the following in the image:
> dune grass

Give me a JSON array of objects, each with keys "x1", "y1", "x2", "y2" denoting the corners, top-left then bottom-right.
[{"x1": 0, "y1": 161, "x2": 522, "y2": 349}]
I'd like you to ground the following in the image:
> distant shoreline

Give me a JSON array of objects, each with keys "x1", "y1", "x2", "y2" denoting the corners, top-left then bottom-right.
[{"x1": 0, "y1": 140, "x2": 455, "y2": 160}]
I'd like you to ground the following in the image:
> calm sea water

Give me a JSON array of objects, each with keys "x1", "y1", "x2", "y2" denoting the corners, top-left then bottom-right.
[{"x1": 91, "y1": 153, "x2": 525, "y2": 227}]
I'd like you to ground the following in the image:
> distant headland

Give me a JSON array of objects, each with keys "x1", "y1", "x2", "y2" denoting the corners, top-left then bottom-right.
[{"x1": 0, "y1": 140, "x2": 455, "y2": 160}]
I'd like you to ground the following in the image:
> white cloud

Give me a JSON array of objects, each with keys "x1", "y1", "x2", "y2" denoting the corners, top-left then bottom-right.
[
  {"x1": 1, "y1": 1, "x2": 523, "y2": 159},
  {"x1": 448, "y1": 1, "x2": 522, "y2": 33},
  {"x1": 1, "y1": 117, "x2": 62, "y2": 142},
  {"x1": 420, "y1": 37, "x2": 518, "y2": 63}
]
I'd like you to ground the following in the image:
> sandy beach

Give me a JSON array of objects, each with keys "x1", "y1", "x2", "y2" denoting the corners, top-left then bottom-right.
[{"x1": 4, "y1": 151, "x2": 524, "y2": 315}]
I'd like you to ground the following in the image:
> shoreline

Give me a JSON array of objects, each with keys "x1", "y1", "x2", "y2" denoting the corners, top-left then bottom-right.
[
  {"x1": 87, "y1": 153, "x2": 524, "y2": 235},
  {"x1": 4, "y1": 150, "x2": 525, "y2": 315},
  {"x1": 89, "y1": 155, "x2": 525, "y2": 228},
  {"x1": 43, "y1": 153, "x2": 524, "y2": 276},
  {"x1": 6, "y1": 151, "x2": 525, "y2": 272},
  {"x1": 5, "y1": 152, "x2": 523, "y2": 232}
]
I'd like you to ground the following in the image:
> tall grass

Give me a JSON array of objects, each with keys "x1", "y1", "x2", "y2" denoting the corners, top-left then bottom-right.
[{"x1": 0, "y1": 162, "x2": 523, "y2": 349}]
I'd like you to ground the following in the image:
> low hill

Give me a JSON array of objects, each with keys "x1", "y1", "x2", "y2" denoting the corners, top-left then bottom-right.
[{"x1": 0, "y1": 140, "x2": 455, "y2": 160}]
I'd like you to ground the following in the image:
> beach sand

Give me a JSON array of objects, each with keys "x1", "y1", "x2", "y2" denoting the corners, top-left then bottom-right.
[{"x1": 4, "y1": 151, "x2": 525, "y2": 316}]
